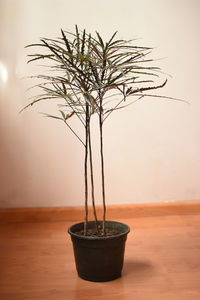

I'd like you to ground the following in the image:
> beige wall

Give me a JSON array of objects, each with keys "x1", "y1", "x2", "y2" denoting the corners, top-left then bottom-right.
[{"x1": 0, "y1": 0, "x2": 200, "y2": 208}]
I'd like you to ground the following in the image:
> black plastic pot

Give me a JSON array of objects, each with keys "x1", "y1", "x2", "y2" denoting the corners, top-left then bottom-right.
[{"x1": 68, "y1": 220, "x2": 130, "y2": 282}]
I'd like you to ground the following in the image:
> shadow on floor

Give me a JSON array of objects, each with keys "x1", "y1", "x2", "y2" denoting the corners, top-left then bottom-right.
[{"x1": 123, "y1": 259, "x2": 154, "y2": 277}]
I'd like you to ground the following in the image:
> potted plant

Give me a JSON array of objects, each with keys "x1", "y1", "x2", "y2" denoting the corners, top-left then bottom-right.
[{"x1": 22, "y1": 26, "x2": 175, "y2": 282}]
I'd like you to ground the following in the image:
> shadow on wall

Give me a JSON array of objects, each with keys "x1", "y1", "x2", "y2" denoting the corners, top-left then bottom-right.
[{"x1": 0, "y1": 105, "x2": 28, "y2": 208}]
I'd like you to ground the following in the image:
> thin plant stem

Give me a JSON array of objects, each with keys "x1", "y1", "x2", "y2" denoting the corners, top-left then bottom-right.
[
  {"x1": 63, "y1": 94, "x2": 86, "y2": 126},
  {"x1": 103, "y1": 96, "x2": 125, "y2": 122},
  {"x1": 70, "y1": 85, "x2": 86, "y2": 114},
  {"x1": 63, "y1": 120, "x2": 85, "y2": 146},
  {"x1": 88, "y1": 117, "x2": 99, "y2": 232},
  {"x1": 83, "y1": 104, "x2": 89, "y2": 235},
  {"x1": 99, "y1": 94, "x2": 106, "y2": 235}
]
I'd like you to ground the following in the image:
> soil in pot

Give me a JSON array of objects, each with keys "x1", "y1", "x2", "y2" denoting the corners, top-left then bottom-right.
[{"x1": 75, "y1": 226, "x2": 121, "y2": 237}]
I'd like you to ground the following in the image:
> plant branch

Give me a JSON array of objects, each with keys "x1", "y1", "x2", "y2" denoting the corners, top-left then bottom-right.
[{"x1": 63, "y1": 120, "x2": 85, "y2": 146}]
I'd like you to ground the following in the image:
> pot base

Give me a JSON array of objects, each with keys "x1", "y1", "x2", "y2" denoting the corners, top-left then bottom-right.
[{"x1": 79, "y1": 272, "x2": 121, "y2": 282}]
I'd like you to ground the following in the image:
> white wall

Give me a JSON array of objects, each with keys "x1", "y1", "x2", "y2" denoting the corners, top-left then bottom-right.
[{"x1": 0, "y1": 0, "x2": 200, "y2": 208}]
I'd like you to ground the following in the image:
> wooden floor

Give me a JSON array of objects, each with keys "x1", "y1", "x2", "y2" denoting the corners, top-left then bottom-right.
[{"x1": 0, "y1": 215, "x2": 200, "y2": 300}]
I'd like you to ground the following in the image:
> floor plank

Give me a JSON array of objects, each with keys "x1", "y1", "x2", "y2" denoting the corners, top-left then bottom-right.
[{"x1": 0, "y1": 215, "x2": 200, "y2": 300}]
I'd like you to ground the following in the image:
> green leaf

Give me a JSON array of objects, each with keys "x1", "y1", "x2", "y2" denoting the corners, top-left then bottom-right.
[
  {"x1": 61, "y1": 29, "x2": 73, "y2": 55},
  {"x1": 41, "y1": 113, "x2": 63, "y2": 120},
  {"x1": 81, "y1": 29, "x2": 86, "y2": 55},
  {"x1": 66, "y1": 111, "x2": 75, "y2": 119},
  {"x1": 75, "y1": 25, "x2": 80, "y2": 53},
  {"x1": 107, "y1": 31, "x2": 118, "y2": 45},
  {"x1": 59, "y1": 110, "x2": 66, "y2": 119},
  {"x1": 96, "y1": 31, "x2": 104, "y2": 49}
]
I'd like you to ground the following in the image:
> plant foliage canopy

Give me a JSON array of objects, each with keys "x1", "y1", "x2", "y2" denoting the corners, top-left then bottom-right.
[{"x1": 24, "y1": 26, "x2": 173, "y2": 236}]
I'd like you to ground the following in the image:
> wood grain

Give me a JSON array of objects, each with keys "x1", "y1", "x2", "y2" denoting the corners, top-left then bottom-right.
[
  {"x1": 0, "y1": 215, "x2": 200, "y2": 299},
  {"x1": 0, "y1": 200, "x2": 200, "y2": 223}
]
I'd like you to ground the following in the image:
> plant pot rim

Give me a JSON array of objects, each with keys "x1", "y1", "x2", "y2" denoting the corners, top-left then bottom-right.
[{"x1": 68, "y1": 220, "x2": 130, "y2": 240}]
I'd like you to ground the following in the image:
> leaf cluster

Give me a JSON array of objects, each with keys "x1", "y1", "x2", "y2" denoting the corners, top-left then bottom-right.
[{"x1": 23, "y1": 26, "x2": 168, "y2": 124}]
